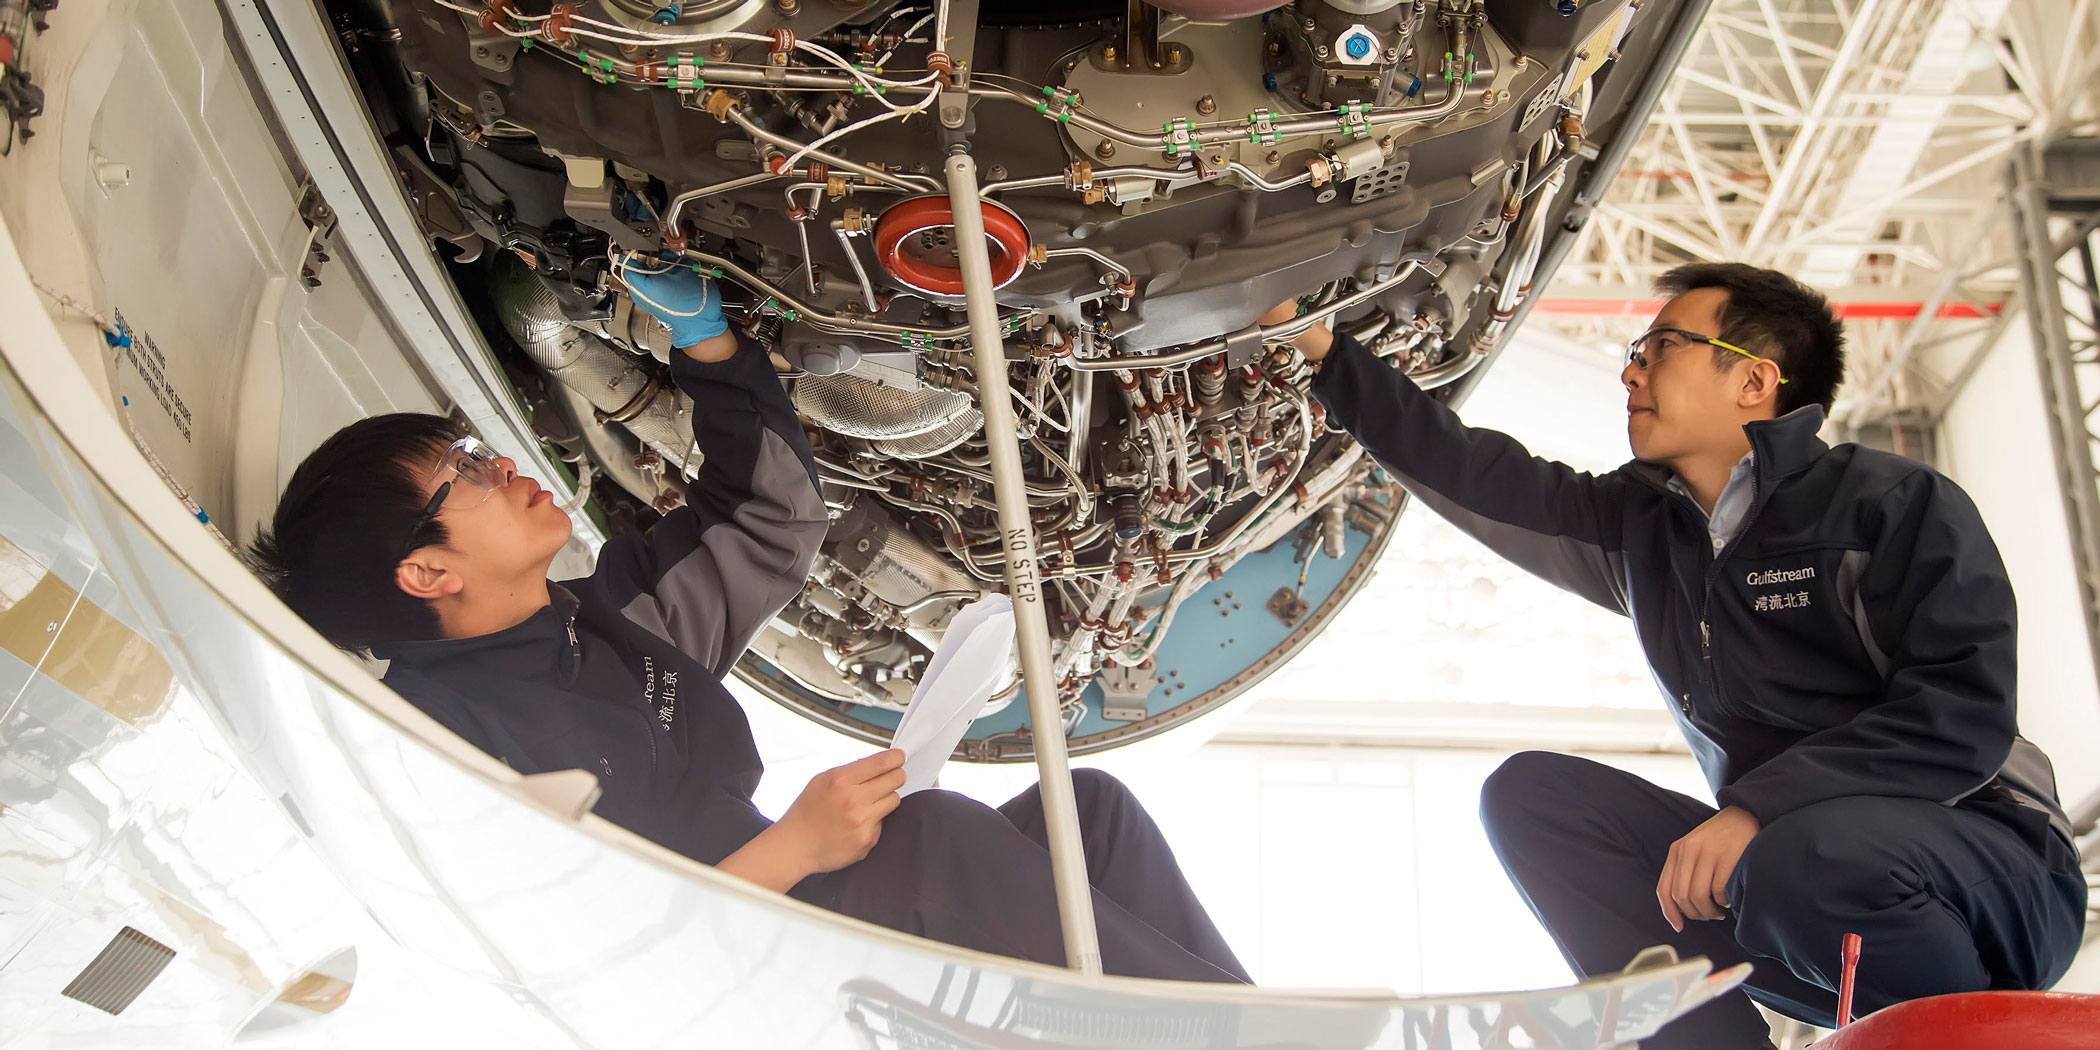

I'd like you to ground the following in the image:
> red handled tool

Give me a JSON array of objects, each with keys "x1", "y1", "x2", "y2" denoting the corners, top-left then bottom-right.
[{"x1": 1835, "y1": 933, "x2": 1862, "y2": 1027}]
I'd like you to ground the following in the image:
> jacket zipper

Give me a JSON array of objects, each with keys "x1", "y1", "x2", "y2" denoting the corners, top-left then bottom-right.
[
  {"x1": 1697, "y1": 469, "x2": 1765, "y2": 719},
  {"x1": 565, "y1": 612, "x2": 658, "y2": 770}
]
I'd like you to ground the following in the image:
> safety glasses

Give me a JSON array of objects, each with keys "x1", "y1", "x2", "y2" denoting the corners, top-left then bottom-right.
[
  {"x1": 1626, "y1": 328, "x2": 1789, "y2": 384},
  {"x1": 401, "y1": 436, "x2": 508, "y2": 552}
]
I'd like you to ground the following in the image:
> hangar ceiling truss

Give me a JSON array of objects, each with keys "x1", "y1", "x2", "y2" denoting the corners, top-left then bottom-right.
[{"x1": 1530, "y1": 0, "x2": 2100, "y2": 433}]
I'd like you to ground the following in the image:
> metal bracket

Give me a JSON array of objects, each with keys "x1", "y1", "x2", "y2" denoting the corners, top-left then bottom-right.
[
  {"x1": 297, "y1": 183, "x2": 338, "y2": 288},
  {"x1": 1096, "y1": 663, "x2": 1157, "y2": 723},
  {"x1": 936, "y1": 0, "x2": 979, "y2": 128},
  {"x1": 1094, "y1": 0, "x2": 1191, "y2": 75},
  {"x1": 465, "y1": 31, "x2": 520, "y2": 79},
  {"x1": 1266, "y1": 587, "x2": 1310, "y2": 628},
  {"x1": 1220, "y1": 322, "x2": 1266, "y2": 369},
  {"x1": 564, "y1": 181, "x2": 658, "y2": 252}
]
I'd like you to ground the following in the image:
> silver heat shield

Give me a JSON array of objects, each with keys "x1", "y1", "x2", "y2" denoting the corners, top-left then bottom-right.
[
  {"x1": 792, "y1": 372, "x2": 978, "y2": 442},
  {"x1": 869, "y1": 408, "x2": 984, "y2": 460}
]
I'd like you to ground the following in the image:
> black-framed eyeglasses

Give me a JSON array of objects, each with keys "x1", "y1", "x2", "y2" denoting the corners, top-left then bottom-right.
[
  {"x1": 1626, "y1": 328, "x2": 1789, "y2": 384},
  {"x1": 401, "y1": 436, "x2": 508, "y2": 552}
]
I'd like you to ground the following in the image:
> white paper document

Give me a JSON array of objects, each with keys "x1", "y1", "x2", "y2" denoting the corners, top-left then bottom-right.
[{"x1": 892, "y1": 594, "x2": 1015, "y2": 796}]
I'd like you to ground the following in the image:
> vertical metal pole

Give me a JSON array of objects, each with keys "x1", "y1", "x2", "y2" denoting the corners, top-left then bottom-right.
[
  {"x1": 2013, "y1": 148, "x2": 2100, "y2": 692},
  {"x1": 944, "y1": 151, "x2": 1104, "y2": 974}
]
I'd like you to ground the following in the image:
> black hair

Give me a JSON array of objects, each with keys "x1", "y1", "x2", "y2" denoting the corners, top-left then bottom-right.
[
  {"x1": 248, "y1": 413, "x2": 466, "y2": 655},
  {"x1": 1654, "y1": 262, "x2": 1846, "y2": 416}
]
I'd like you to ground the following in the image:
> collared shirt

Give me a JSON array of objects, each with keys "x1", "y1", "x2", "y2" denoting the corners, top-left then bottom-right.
[{"x1": 1668, "y1": 452, "x2": 1757, "y2": 554}]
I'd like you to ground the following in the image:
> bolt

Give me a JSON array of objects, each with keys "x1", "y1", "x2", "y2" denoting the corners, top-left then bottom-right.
[
  {"x1": 709, "y1": 40, "x2": 729, "y2": 59},
  {"x1": 856, "y1": 538, "x2": 873, "y2": 553},
  {"x1": 1197, "y1": 94, "x2": 1217, "y2": 114},
  {"x1": 1096, "y1": 139, "x2": 1117, "y2": 159},
  {"x1": 1266, "y1": 149, "x2": 1280, "y2": 163},
  {"x1": 1513, "y1": 55, "x2": 1529, "y2": 71},
  {"x1": 1103, "y1": 44, "x2": 1117, "y2": 61},
  {"x1": 988, "y1": 164, "x2": 1006, "y2": 180},
  {"x1": 1303, "y1": 17, "x2": 1316, "y2": 30},
  {"x1": 1385, "y1": 47, "x2": 1400, "y2": 61},
  {"x1": 1166, "y1": 45, "x2": 1182, "y2": 62},
  {"x1": 775, "y1": 0, "x2": 797, "y2": 11},
  {"x1": 1403, "y1": 47, "x2": 1415, "y2": 61},
  {"x1": 474, "y1": 45, "x2": 490, "y2": 58},
  {"x1": 1315, "y1": 44, "x2": 1329, "y2": 58}
]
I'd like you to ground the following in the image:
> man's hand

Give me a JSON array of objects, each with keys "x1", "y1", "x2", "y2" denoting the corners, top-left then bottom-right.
[
  {"x1": 774, "y1": 748, "x2": 908, "y2": 875},
  {"x1": 1657, "y1": 805, "x2": 1760, "y2": 933},
  {"x1": 1260, "y1": 299, "x2": 1336, "y2": 363},
  {"x1": 617, "y1": 256, "x2": 736, "y2": 362}
]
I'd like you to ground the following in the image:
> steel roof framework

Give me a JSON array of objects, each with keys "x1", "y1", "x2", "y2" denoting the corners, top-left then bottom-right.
[{"x1": 1532, "y1": 0, "x2": 2100, "y2": 431}]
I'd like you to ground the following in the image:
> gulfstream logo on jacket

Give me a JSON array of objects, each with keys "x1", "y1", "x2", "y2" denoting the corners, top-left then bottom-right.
[
  {"x1": 1746, "y1": 567, "x2": 1816, "y2": 586},
  {"x1": 643, "y1": 656, "x2": 680, "y2": 731}
]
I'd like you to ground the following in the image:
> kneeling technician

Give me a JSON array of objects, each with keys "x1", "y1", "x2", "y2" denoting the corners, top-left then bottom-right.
[{"x1": 1266, "y1": 263, "x2": 2085, "y2": 1047}]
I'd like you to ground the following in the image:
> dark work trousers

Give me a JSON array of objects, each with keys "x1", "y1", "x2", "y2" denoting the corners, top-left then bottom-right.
[
  {"x1": 794, "y1": 768, "x2": 1251, "y2": 983},
  {"x1": 1480, "y1": 751, "x2": 2087, "y2": 1050}
]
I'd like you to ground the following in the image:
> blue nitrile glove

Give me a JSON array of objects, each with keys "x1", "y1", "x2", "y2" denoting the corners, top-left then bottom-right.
[{"x1": 620, "y1": 255, "x2": 729, "y2": 348}]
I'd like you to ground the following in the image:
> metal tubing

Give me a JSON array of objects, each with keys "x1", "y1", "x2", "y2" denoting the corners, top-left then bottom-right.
[
  {"x1": 1043, "y1": 246, "x2": 1133, "y2": 283},
  {"x1": 1065, "y1": 364, "x2": 1093, "y2": 476},
  {"x1": 663, "y1": 171, "x2": 779, "y2": 232},
  {"x1": 830, "y1": 223, "x2": 882, "y2": 312},
  {"x1": 674, "y1": 249, "x2": 985, "y2": 340},
  {"x1": 1066, "y1": 261, "x2": 1421, "y2": 371},
  {"x1": 943, "y1": 151, "x2": 1103, "y2": 974},
  {"x1": 725, "y1": 107, "x2": 941, "y2": 193}
]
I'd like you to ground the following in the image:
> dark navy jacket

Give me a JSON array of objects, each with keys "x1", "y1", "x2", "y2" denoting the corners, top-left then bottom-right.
[
  {"x1": 373, "y1": 338, "x2": 828, "y2": 866},
  {"x1": 1311, "y1": 333, "x2": 2072, "y2": 846}
]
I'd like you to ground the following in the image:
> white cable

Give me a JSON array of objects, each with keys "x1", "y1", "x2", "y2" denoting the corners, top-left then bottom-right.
[
  {"x1": 776, "y1": 88, "x2": 938, "y2": 172},
  {"x1": 26, "y1": 276, "x2": 123, "y2": 338},
  {"x1": 561, "y1": 456, "x2": 597, "y2": 514},
  {"x1": 877, "y1": 11, "x2": 937, "y2": 67},
  {"x1": 612, "y1": 252, "x2": 714, "y2": 318}
]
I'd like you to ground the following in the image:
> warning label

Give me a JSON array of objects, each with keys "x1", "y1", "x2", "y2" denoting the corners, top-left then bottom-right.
[{"x1": 112, "y1": 310, "x2": 194, "y2": 442}]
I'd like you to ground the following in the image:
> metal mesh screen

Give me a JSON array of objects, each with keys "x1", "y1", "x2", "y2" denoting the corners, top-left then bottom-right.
[{"x1": 792, "y1": 373, "x2": 975, "y2": 440}]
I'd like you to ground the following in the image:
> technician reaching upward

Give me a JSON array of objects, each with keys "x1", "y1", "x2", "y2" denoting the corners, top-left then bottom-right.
[
  {"x1": 1269, "y1": 263, "x2": 2085, "y2": 1047},
  {"x1": 249, "y1": 260, "x2": 1246, "y2": 983}
]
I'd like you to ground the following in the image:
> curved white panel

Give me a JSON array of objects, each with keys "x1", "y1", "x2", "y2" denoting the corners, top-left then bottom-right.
[{"x1": 0, "y1": 208, "x2": 1746, "y2": 1047}]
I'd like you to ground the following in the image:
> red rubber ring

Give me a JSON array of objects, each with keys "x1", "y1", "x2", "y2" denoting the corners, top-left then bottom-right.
[{"x1": 873, "y1": 196, "x2": 1031, "y2": 296}]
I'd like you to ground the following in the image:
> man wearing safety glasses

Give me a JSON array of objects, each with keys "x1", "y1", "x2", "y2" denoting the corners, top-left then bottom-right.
[
  {"x1": 1265, "y1": 262, "x2": 2083, "y2": 1047},
  {"x1": 251, "y1": 263, "x2": 1247, "y2": 983}
]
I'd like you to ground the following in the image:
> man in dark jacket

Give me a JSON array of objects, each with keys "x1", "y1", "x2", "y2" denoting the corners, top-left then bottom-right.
[
  {"x1": 1266, "y1": 263, "x2": 2086, "y2": 1046},
  {"x1": 250, "y1": 260, "x2": 1247, "y2": 983}
]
